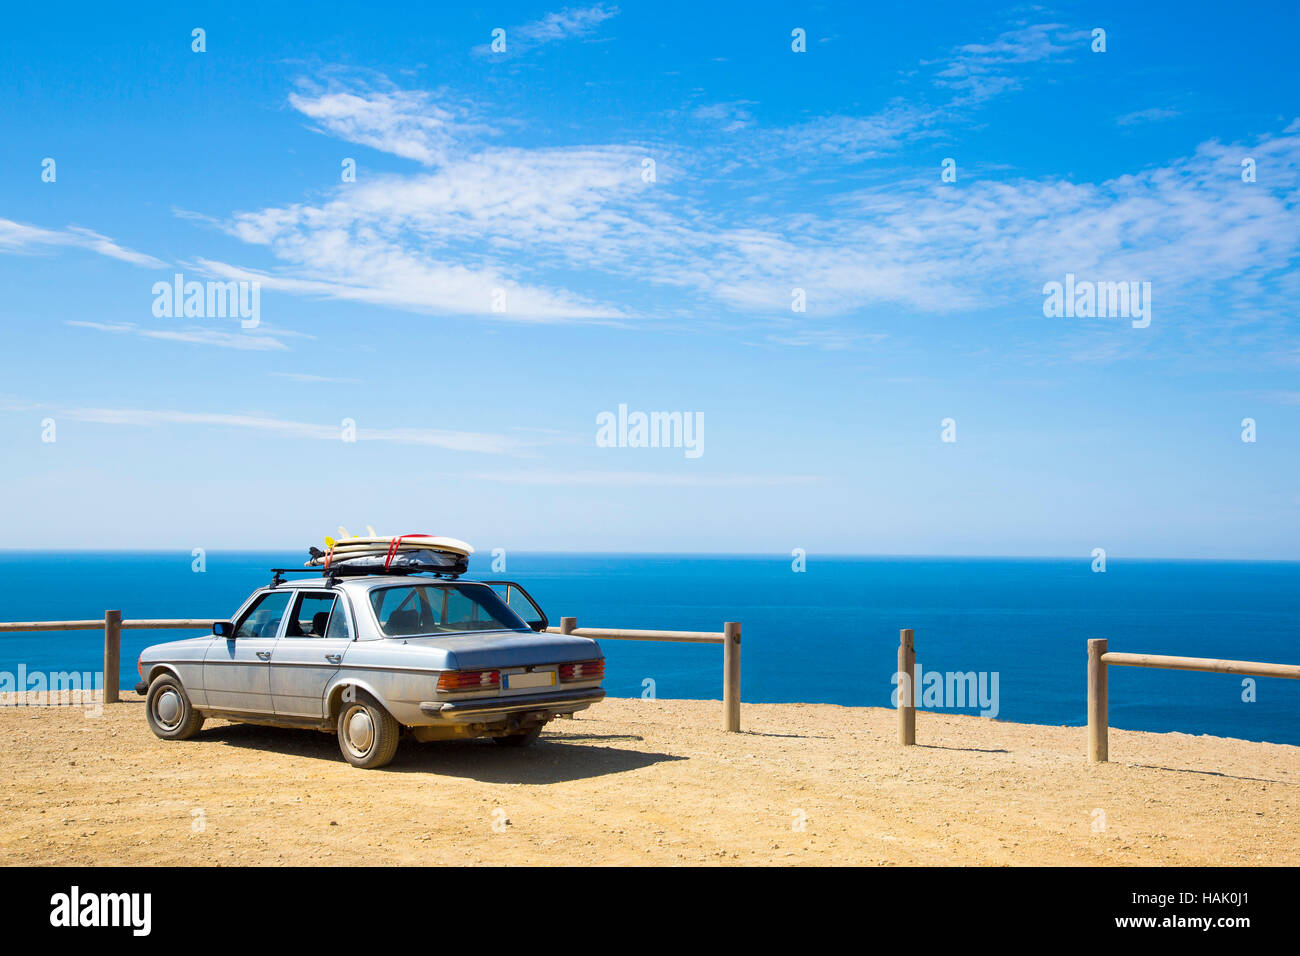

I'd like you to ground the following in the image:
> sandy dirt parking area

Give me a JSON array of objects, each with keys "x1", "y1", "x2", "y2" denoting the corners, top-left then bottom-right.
[{"x1": 0, "y1": 694, "x2": 1296, "y2": 866}]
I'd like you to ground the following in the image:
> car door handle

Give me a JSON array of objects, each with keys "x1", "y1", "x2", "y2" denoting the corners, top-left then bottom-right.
[
  {"x1": 325, "y1": 653, "x2": 342, "y2": 664},
  {"x1": 256, "y1": 651, "x2": 272, "y2": 661}
]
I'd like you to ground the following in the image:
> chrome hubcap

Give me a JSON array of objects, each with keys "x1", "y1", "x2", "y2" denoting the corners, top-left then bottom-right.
[
  {"x1": 345, "y1": 707, "x2": 373, "y2": 754},
  {"x1": 155, "y1": 689, "x2": 181, "y2": 728}
]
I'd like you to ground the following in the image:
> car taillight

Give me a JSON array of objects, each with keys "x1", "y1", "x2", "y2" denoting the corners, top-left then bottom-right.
[
  {"x1": 559, "y1": 660, "x2": 605, "y2": 682},
  {"x1": 137, "y1": 656, "x2": 143, "y2": 680},
  {"x1": 437, "y1": 669, "x2": 500, "y2": 691}
]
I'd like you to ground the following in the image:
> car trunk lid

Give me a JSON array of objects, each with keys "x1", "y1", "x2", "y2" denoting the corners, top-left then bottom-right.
[{"x1": 399, "y1": 630, "x2": 601, "y2": 670}]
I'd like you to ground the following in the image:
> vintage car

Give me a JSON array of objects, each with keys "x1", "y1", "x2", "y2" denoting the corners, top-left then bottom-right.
[{"x1": 135, "y1": 572, "x2": 605, "y2": 768}]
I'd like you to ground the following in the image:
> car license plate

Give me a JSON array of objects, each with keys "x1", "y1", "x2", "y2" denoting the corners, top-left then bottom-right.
[{"x1": 504, "y1": 671, "x2": 555, "y2": 690}]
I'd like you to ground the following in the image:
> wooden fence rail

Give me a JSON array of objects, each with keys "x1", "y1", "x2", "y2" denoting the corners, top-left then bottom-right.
[
  {"x1": 0, "y1": 613, "x2": 218, "y2": 704},
  {"x1": 547, "y1": 617, "x2": 741, "y2": 731},
  {"x1": 0, "y1": 612, "x2": 742, "y2": 727},
  {"x1": 1087, "y1": 638, "x2": 1300, "y2": 762}
]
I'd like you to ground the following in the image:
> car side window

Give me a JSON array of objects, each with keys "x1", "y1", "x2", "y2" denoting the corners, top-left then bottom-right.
[
  {"x1": 487, "y1": 583, "x2": 547, "y2": 630},
  {"x1": 325, "y1": 596, "x2": 352, "y2": 640},
  {"x1": 286, "y1": 592, "x2": 338, "y2": 638},
  {"x1": 234, "y1": 591, "x2": 292, "y2": 638}
]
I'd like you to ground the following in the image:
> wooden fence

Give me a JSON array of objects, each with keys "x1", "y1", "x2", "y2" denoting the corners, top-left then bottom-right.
[
  {"x1": 0, "y1": 611, "x2": 743, "y2": 730},
  {"x1": 546, "y1": 617, "x2": 741, "y2": 731},
  {"x1": 897, "y1": 630, "x2": 1298, "y2": 761},
  {"x1": 0, "y1": 613, "x2": 216, "y2": 703},
  {"x1": 1087, "y1": 638, "x2": 1300, "y2": 762}
]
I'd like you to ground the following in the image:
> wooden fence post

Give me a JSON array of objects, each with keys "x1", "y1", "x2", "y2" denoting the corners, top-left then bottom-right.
[
  {"x1": 723, "y1": 621, "x2": 741, "y2": 732},
  {"x1": 898, "y1": 628, "x2": 916, "y2": 745},
  {"x1": 557, "y1": 617, "x2": 577, "y2": 717},
  {"x1": 104, "y1": 610, "x2": 122, "y2": 705},
  {"x1": 1088, "y1": 638, "x2": 1108, "y2": 762}
]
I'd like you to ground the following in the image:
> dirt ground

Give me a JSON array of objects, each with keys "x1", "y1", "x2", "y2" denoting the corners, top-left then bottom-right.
[{"x1": 0, "y1": 694, "x2": 1296, "y2": 866}]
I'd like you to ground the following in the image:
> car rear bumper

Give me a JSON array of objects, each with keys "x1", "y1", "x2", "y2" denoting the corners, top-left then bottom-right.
[
  {"x1": 134, "y1": 681, "x2": 148, "y2": 695},
  {"x1": 420, "y1": 688, "x2": 605, "y2": 723}
]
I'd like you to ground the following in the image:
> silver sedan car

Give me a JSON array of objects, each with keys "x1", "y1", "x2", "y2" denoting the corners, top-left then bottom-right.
[{"x1": 135, "y1": 573, "x2": 605, "y2": 768}]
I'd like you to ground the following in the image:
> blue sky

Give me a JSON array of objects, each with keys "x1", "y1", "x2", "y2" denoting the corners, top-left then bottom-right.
[{"x1": 1, "y1": 1, "x2": 1298, "y2": 557}]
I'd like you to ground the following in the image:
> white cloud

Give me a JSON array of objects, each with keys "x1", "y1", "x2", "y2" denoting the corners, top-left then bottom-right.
[
  {"x1": 1117, "y1": 107, "x2": 1181, "y2": 126},
  {"x1": 463, "y1": 470, "x2": 824, "y2": 486},
  {"x1": 935, "y1": 22, "x2": 1089, "y2": 105},
  {"x1": 213, "y1": 76, "x2": 1300, "y2": 343},
  {"x1": 749, "y1": 328, "x2": 890, "y2": 351},
  {"x1": 270, "y1": 372, "x2": 362, "y2": 384},
  {"x1": 288, "y1": 82, "x2": 469, "y2": 165},
  {"x1": 692, "y1": 101, "x2": 756, "y2": 132},
  {"x1": 17, "y1": 402, "x2": 530, "y2": 455},
  {"x1": 0, "y1": 218, "x2": 164, "y2": 267},
  {"x1": 211, "y1": 141, "x2": 655, "y2": 320},
  {"x1": 164, "y1": 19, "x2": 1298, "y2": 349},
  {"x1": 67, "y1": 320, "x2": 304, "y2": 352},
  {"x1": 518, "y1": 4, "x2": 618, "y2": 42},
  {"x1": 475, "y1": 4, "x2": 619, "y2": 55}
]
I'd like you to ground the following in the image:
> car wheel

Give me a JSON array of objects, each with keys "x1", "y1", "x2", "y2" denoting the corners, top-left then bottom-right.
[
  {"x1": 145, "y1": 673, "x2": 205, "y2": 740},
  {"x1": 493, "y1": 725, "x2": 542, "y2": 748},
  {"x1": 336, "y1": 691, "x2": 400, "y2": 769}
]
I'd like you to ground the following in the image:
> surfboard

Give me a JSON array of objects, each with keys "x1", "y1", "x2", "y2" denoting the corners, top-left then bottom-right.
[
  {"x1": 306, "y1": 549, "x2": 469, "y2": 574},
  {"x1": 305, "y1": 533, "x2": 475, "y2": 569},
  {"x1": 321, "y1": 535, "x2": 474, "y2": 556}
]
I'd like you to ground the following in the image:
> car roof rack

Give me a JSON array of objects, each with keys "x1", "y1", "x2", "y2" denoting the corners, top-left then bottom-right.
[{"x1": 269, "y1": 566, "x2": 465, "y2": 588}]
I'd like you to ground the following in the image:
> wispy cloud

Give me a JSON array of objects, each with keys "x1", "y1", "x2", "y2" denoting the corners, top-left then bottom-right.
[
  {"x1": 1117, "y1": 107, "x2": 1181, "y2": 126},
  {"x1": 691, "y1": 101, "x2": 757, "y2": 132},
  {"x1": 101, "y1": 12, "x2": 1287, "y2": 358},
  {"x1": 3, "y1": 400, "x2": 532, "y2": 455},
  {"x1": 463, "y1": 470, "x2": 824, "y2": 487},
  {"x1": 67, "y1": 321, "x2": 305, "y2": 352},
  {"x1": 517, "y1": 4, "x2": 618, "y2": 42},
  {"x1": 270, "y1": 371, "x2": 362, "y2": 385},
  {"x1": 207, "y1": 67, "x2": 1300, "y2": 349},
  {"x1": 0, "y1": 218, "x2": 164, "y2": 267},
  {"x1": 210, "y1": 136, "x2": 648, "y2": 320},
  {"x1": 287, "y1": 78, "x2": 479, "y2": 165},
  {"x1": 702, "y1": 23, "x2": 1088, "y2": 169},
  {"x1": 748, "y1": 328, "x2": 889, "y2": 351},
  {"x1": 473, "y1": 4, "x2": 619, "y2": 56},
  {"x1": 934, "y1": 22, "x2": 1089, "y2": 106}
]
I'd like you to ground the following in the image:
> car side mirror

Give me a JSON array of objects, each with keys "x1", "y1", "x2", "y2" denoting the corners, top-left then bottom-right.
[{"x1": 213, "y1": 621, "x2": 234, "y2": 638}]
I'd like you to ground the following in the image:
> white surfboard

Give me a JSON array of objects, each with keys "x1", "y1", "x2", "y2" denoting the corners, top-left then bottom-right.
[
  {"x1": 327, "y1": 535, "x2": 473, "y2": 555},
  {"x1": 318, "y1": 534, "x2": 474, "y2": 557}
]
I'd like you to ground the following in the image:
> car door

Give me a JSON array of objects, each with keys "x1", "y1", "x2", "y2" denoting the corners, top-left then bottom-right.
[
  {"x1": 483, "y1": 581, "x2": 549, "y2": 631},
  {"x1": 270, "y1": 590, "x2": 353, "y2": 718},
  {"x1": 203, "y1": 589, "x2": 289, "y2": 713}
]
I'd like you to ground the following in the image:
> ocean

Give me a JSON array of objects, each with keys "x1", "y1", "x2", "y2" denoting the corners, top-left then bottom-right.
[{"x1": 1, "y1": 551, "x2": 1297, "y2": 746}]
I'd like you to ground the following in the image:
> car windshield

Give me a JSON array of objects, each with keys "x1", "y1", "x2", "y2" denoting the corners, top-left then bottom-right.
[{"x1": 369, "y1": 582, "x2": 528, "y2": 636}]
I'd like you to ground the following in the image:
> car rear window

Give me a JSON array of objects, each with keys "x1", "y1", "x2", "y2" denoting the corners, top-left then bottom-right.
[{"x1": 369, "y1": 583, "x2": 526, "y2": 636}]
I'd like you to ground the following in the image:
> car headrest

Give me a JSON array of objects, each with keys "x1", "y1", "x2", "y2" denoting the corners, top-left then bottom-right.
[{"x1": 386, "y1": 609, "x2": 420, "y2": 634}]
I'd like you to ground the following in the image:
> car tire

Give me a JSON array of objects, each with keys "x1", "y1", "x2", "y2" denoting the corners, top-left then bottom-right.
[
  {"x1": 336, "y1": 691, "x2": 400, "y2": 769},
  {"x1": 145, "y1": 673, "x2": 205, "y2": 740},
  {"x1": 494, "y1": 726, "x2": 542, "y2": 748}
]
